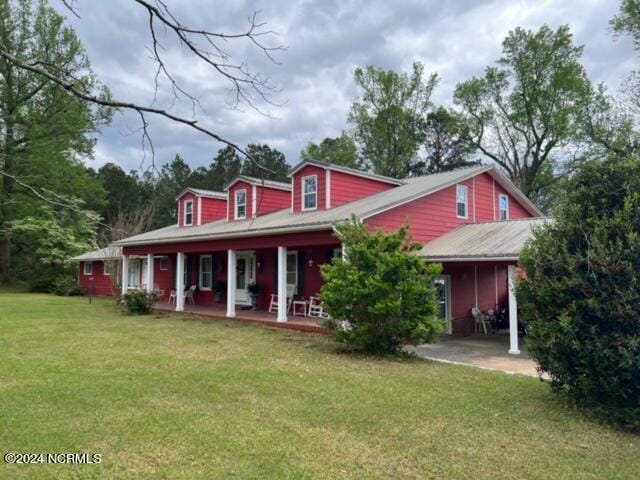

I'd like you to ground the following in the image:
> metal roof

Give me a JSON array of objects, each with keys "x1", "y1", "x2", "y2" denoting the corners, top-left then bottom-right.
[
  {"x1": 288, "y1": 159, "x2": 405, "y2": 185},
  {"x1": 114, "y1": 165, "x2": 542, "y2": 247},
  {"x1": 417, "y1": 218, "x2": 549, "y2": 261},
  {"x1": 224, "y1": 175, "x2": 292, "y2": 191},
  {"x1": 71, "y1": 246, "x2": 122, "y2": 262},
  {"x1": 175, "y1": 188, "x2": 227, "y2": 201}
]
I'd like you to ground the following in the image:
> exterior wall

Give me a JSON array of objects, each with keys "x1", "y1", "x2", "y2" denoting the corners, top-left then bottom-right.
[
  {"x1": 256, "y1": 187, "x2": 290, "y2": 216},
  {"x1": 78, "y1": 261, "x2": 113, "y2": 296},
  {"x1": 200, "y1": 198, "x2": 227, "y2": 224},
  {"x1": 178, "y1": 193, "x2": 198, "y2": 227},
  {"x1": 441, "y1": 261, "x2": 512, "y2": 336},
  {"x1": 228, "y1": 180, "x2": 253, "y2": 222},
  {"x1": 330, "y1": 170, "x2": 396, "y2": 207},
  {"x1": 292, "y1": 165, "x2": 326, "y2": 213},
  {"x1": 366, "y1": 173, "x2": 535, "y2": 242}
]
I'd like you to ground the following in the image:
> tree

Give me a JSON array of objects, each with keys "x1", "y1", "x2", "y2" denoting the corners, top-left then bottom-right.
[
  {"x1": 150, "y1": 154, "x2": 193, "y2": 228},
  {"x1": 208, "y1": 146, "x2": 243, "y2": 189},
  {"x1": 611, "y1": 0, "x2": 640, "y2": 49},
  {"x1": 519, "y1": 155, "x2": 640, "y2": 429},
  {"x1": 241, "y1": 144, "x2": 289, "y2": 181},
  {"x1": 300, "y1": 132, "x2": 362, "y2": 169},
  {"x1": 0, "y1": 0, "x2": 111, "y2": 284},
  {"x1": 348, "y1": 63, "x2": 438, "y2": 178},
  {"x1": 453, "y1": 25, "x2": 592, "y2": 203},
  {"x1": 410, "y1": 107, "x2": 479, "y2": 176},
  {"x1": 320, "y1": 218, "x2": 444, "y2": 355}
]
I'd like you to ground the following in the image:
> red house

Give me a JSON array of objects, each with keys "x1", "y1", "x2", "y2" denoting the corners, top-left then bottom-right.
[{"x1": 77, "y1": 161, "x2": 545, "y2": 354}]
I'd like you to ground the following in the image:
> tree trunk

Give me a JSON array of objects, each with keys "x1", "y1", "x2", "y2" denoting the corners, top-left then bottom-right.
[{"x1": 0, "y1": 126, "x2": 14, "y2": 285}]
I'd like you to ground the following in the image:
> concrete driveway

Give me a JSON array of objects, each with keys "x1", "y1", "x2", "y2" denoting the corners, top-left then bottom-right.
[{"x1": 406, "y1": 335, "x2": 542, "y2": 378}]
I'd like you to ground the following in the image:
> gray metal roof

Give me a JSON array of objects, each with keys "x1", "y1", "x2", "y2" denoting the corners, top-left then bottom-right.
[
  {"x1": 417, "y1": 218, "x2": 549, "y2": 261},
  {"x1": 175, "y1": 188, "x2": 227, "y2": 200},
  {"x1": 71, "y1": 246, "x2": 122, "y2": 262},
  {"x1": 224, "y1": 175, "x2": 292, "y2": 191},
  {"x1": 288, "y1": 159, "x2": 405, "y2": 185},
  {"x1": 115, "y1": 165, "x2": 543, "y2": 247}
]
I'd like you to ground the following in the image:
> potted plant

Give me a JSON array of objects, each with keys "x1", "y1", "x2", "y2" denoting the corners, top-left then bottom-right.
[
  {"x1": 212, "y1": 280, "x2": 226, "y2": 303},
  {"x1": 247, "y1": 282, "x2": 261, "y2": 309}
]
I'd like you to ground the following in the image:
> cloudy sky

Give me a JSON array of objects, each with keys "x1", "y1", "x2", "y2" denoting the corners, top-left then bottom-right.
[{"x1": 56, "y1": 0, "x2": 636, "y2": 173}]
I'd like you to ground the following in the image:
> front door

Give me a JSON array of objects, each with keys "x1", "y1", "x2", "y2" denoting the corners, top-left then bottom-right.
[
  {"x1": 235, "y1": 252, "x2": 255, "y2": 305},
  {"x1": 434, "y1": 275, "x2": 452, "y2": 334}
]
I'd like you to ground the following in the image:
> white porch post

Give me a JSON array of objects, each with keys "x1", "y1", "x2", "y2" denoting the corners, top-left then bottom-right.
[
  {"x1": 176, "y1": 252, "x2": 185, "y2": 312},
  {"x1": 508, "y1": 264, "x2": 520, "y2": 355},
  {"x1": 121, "y1": 254, "x2": 129, "y2": 296},
  {"x1": 277, "y1": 246, "x2": 287, "y2": 322},
  {"x1": 146, "y1": 254, "x2": 154, "y2": 293},
  {"x1": 226, "y1": 249, "x2": 236, "y2": 317}
]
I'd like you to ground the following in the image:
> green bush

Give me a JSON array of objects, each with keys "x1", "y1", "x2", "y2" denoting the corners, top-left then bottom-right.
[
  {"x1": 50, "y1": 275, "x2": 83, "y2": 296},
  {"x1": 519, "y1": 155, "x2": 640, "y2": 429},
  {"x1": 320, "y1": 217, "x2": 444, "y2": 355},
  {"x1": 122, "y1": 290, "x2": 157, "y2": 315}
]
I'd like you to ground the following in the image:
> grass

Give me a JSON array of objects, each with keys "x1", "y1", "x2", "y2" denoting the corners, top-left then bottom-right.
[{"x1": 0, "y1": 292, "x2": 638, "y2": 479}]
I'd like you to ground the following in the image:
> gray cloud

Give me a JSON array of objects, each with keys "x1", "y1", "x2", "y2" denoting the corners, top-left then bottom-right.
[{"x1": 56, "y1": 0, "x2": 636, "y2": 173}]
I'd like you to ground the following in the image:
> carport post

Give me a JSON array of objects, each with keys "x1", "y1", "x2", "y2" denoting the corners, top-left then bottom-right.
[{"x1": 507, "y1": 264, "x2": 520, "y2": 355}]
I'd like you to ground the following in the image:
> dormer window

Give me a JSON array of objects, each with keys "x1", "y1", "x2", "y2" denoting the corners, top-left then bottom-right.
[
  {"x1": 456, "y1": 184, "x2": 468, "y2": 219},
  {"x1": 235, "y1": 189, "x2": 247, "y2": 220},
  {"x1": 184, "y1": 200, "x2": 194, "y2": 226},
  {"x1": 499, "y1": 194, "x2": 509, "y2": 221},
  {"x1": 302, "y1": 175, "x2": 317, "y2": 211}
]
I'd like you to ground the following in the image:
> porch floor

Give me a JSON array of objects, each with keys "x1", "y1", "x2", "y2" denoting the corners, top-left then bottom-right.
[
  {"x1": 153, "y1": 302, "x2": 331, "y2": 335},
  {"x1": 406, "y1": 335, "x2": 541, "y2": 378}
]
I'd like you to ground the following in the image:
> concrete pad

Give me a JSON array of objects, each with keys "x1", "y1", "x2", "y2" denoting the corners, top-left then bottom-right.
[{"x1": 406, "y1": 335, "x2": 542, "y2": 378}]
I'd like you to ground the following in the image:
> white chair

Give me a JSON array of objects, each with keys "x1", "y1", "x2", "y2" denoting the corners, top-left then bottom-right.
[
  {"x1": 472, "y1": 307, "x2": 491, "y2": 334},
  {"x1": 185, "y1": 285, "x2": 196, "y2": 305},
  {"x1": 269, "y1": 284, "x2": 296, "y2": 313},
  {"x1": 154, "y1": 284, "x2": 164, "y2": 297},
  {"x1": 307, "y1": 296, "x2": 330, "y2": 319},
  {"x1": 168, "y1": 290, "x2": 177, "y2": 304}
]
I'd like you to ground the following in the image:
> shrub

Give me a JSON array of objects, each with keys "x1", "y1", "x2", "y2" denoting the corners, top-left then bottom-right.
[
  {"x1": 50, "y1": 275, "x2": 83, "y2": 296},
  {"x1": 122, "y1": 290, "x2": 157, "y2": 315},
  {"x1": 320, "y1": 217, "x2": 444, "y2": 355},
  {"x1": 519, "y1": 155, "x2": 640, "y2": 429}
]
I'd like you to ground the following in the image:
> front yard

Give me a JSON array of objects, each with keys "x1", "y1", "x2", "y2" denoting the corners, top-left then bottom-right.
[{"x1": 0, "y1": 291, "x2": 638, "y2": 479}]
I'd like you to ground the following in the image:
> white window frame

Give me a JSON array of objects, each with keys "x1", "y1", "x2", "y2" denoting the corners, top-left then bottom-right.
[
  {"x1": 499, "y1": 194, "x2": 510, "y2": 221},
  {"x1": 456, "y1": 184, "x2": 468, "y2": 219},
  {"x1": 83, "y1": 261, "x2": 93, "y2": 276},
  {"x1": 159, "y1": 257, "x2": 169, "y2": 271},
  {"x1": 286, "y1": 251, "x2": 298, "y2": 286},
  {"x1": 199, "y1": 255, "x2": 213, "y2": 290},
  {"x1": 184, "y1": 200, "x2": 194, "y2": 226},
  {"x1": 235, "y1": 189, "x2": 247, "y2": 220},
  {"x1": 103, "y1": 261, "x2": 111, "y2": 276},
  {"x1": 301, "y1": 175, "x2": 318, "y2": 211}
]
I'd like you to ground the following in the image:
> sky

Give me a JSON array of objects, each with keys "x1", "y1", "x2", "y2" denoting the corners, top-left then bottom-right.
[{"x1": 55, "y1": 0, "x2": 637, "y2": 173}]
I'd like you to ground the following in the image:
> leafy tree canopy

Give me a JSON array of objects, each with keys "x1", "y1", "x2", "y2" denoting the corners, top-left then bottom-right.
[
  {"x1": 300, "y1": 132, "x2": 363, "y2": 169},
  {"x1": 241, "y1": 144, "x2": 290, "y2": 182}
]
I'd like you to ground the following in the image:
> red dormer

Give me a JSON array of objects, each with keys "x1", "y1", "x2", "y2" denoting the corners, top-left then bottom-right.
[
  {"x1": 176, "y1": 188, "x2": 227, "y2": 227},
  {"x1": 225, "y1": 176, "x2": 291, "y2": 222},
  {"x1": 289, "y1": 160, "x2": 403, "y2": 213}
]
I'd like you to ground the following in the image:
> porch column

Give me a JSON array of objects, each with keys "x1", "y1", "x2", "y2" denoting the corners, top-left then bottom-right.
[
  {"x1": 121, "y1": 254, "x2": 129, "y2": 296},
  {"x1": 508, "y1": 264, "x2": 520, "y2": 355},
  {"x1": 146, "y1": 254, "x2": 154, "y2": 294},
  {"x1": 176, "y1": 252, "x2": 185, "y2": 312},
  {"x1": 226, "y1": 249, "x2": 236, "y2": 317},
  {"x1": 277, "y1": 246, "x2": 287, "y2": 322}
]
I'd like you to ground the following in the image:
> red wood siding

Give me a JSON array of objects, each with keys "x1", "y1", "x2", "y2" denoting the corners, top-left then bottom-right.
[
  {"x1": 78, "y1": 261, "x2": 113, "y2": 296},
  {"x1": 256, "y1": 187, "x2": 290, "y2": 216},
  {"x1": 228, "y1": 181, "x2": 252, "y2": 222},
  {"x1": 292, "y1": 165, "x2": 326, "y2": 213},
  {"x1": 178, "y1": 193, "x2": 198, "y2": 227},
  {"x1": 200, "y1": 198, "x2": 227, "y2": 224},
  {"x1": 330, "y1": 170, "x2": 396, "y2": 207}
]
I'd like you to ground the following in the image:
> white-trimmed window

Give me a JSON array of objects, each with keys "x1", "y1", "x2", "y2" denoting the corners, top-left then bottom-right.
[
  {"x1": 199, "y1": 255, "x2": 213, "y2": 290},
  {"x1": 103, "y1": 261, "x2": 111, "y2": 276},
  {"x1": 83, "y1": 261, "x2": 93, "y2": 276},
  {"x1": 302, "y1": 175, "x2": 318, "y2": 211},
  {"x1": 456, "y1": 184, "x2": 468, "y2": 219},
  {"x1": 159, "y1": 257, "x2": 169, "y2": 271},
  {"x1": 184, "y1": 200, "x2": 194, "y2": 226},
  {"x1": 235, "y1": 189, "x2": 247, "y2": 220},
  {"x1": 286, "y1": 251, "x2": 298, "y2": 286},
  {"x1": 499, "y1": 194, "x2": 509, "y2": 221}
]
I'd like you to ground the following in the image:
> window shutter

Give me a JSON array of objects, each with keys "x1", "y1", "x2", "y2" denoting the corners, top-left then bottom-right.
[
  {"x1": 297, "y1": 251, "x2": 305, "y2": 296},
  {"x1": 186, "y1": 256, "x2": 193, "y2": 287},
  {"x1": 273, "y1": 251, "x2": 278, "y2": 294},
  {"x1": 172, "y1": 255, "x2": 177, "y2": 288}
]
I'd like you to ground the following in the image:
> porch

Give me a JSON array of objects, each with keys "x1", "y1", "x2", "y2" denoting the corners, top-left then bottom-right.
[{"x1": 152, "y1": 302, "x2": 331, "y2": 334}]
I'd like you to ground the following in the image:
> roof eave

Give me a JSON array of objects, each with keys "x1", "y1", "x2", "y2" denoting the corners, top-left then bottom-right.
[
  {"x1": 288, "y1": 160, "x2": 405, "y2": 186},
  {"x1": 420, "y1": 255, "x2": 519, "y2": 262}
]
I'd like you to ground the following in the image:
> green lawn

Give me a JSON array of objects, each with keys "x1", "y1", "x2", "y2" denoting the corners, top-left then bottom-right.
[{"x1": 0, "y1": 292, "x2": 638, "y2": 479}]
